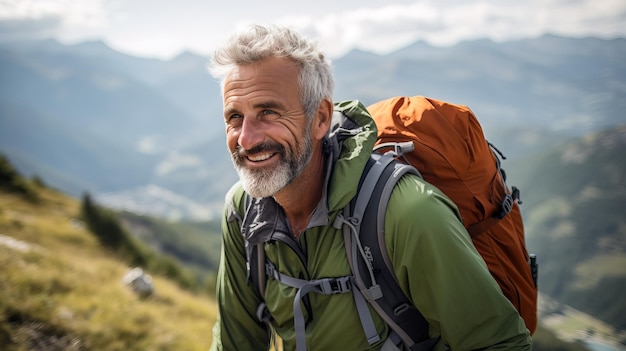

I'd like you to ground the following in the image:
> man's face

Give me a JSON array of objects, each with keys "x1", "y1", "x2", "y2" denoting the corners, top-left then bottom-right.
[{"x1": 222, "y1": 57, "x2": 313, "y2": 198}]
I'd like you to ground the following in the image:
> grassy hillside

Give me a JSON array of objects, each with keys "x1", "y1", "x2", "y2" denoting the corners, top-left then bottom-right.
[
  {"x1": 0, "y1": 162, "x2": 217, "y2": 350},
  {"x1": 118, "y1": 211, "x2": 222, "y2": 275}
]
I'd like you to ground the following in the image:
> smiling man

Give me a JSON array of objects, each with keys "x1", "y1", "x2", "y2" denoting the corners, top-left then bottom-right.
[
  {"x1": 222, "y1": 56, "x2": 328, "y2": 236},
  {"x1": 208, "y1": 24, "x2": 531, "y2": 351}
]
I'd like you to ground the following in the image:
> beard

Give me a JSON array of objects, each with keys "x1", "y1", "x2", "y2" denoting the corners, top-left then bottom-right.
[{"x1": 231, "y1": 129, "x2": 314, "y2": 199}]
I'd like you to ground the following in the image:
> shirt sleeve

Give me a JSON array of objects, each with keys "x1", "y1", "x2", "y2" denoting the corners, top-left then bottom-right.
[
  {"x1": 210, "y1": 189, "x2": 271, "y2": 351},
  {"x1": 385, "y1": 175, "x2": 532, "y2": 350}
]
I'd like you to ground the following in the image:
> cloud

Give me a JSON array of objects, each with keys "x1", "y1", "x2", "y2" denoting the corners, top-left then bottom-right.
[
  {"x1": 0, "y1": 0, "x2": 108, "y2": 41},
  {"x1": 278, "y1": 0, "x2": 626, "y2": 57}
]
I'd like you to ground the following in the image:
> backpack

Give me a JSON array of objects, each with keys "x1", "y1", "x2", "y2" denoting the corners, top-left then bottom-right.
[
  {"x1": 361, "y1": 96, "x2": 538, "y2": 339},
  {"x1": 244, "y1": 96, "x2": 538, "y2": 350}
]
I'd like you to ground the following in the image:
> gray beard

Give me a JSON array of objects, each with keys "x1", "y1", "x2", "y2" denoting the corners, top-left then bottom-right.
[{"x1": 232, "y1": 131, "x2": 313, "y2": 199}]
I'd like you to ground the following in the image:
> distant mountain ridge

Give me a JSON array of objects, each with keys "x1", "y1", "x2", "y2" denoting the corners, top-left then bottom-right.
[
  {"x1": 333, "y1": 35, "x2": 626, "y2": 135},
  {"x1": 1, "y1": 34, "x2": 625, "y2": 220}
]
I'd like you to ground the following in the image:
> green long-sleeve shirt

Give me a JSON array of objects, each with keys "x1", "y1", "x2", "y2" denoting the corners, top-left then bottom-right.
[{"x1": 210, "y1": 100, "x2": 531, "y2": 350}]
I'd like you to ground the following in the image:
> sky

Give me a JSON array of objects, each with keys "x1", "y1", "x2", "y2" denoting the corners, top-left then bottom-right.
[{"x1": 0, "y1": 0, "x2": 625, "y2": 60}]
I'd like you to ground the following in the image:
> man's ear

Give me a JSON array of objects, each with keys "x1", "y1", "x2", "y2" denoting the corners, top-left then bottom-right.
[{"x1": 312, "y1": 98, "x2": 333, "y2": 140}]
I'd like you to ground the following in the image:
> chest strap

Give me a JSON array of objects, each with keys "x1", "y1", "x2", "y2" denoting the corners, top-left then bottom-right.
[{"x1": 263, "y1": 261, "x2": 380, "y2": 351}]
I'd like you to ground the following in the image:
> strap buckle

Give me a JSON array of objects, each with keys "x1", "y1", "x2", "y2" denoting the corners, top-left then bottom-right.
[
  {"x1": 265, "y1": 261, "x2": 280, "y2": 281},
  {"x1": 497, "y1": 185, "x2": 523, "y2": 219},
  {"x1": 497, "y1": 194, "x2": 514, "y2": 219},
  {"x1": 319, "y1": 277, "x2": 352, "y2": 295}
]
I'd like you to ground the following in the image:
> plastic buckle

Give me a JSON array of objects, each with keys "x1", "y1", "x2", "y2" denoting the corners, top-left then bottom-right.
[
  {"x1": 498, "y1": 194, "x2": 513, "y2": 219},
  {"x1": 394, "y1": 141, "x2": 414, "y2": 157},
  {"x1": 320, "y1": 277, "x2": 352, "y2": 295},
  {"x1": 376, "y1": 141, "x2": 414, "y2": 157},
  {"x1": 265, "y1": 262, "x2": 278, "y2": 280}
]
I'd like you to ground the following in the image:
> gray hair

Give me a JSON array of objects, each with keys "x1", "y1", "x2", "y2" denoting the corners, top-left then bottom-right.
[{"x1": 209, "y1": 24, "x2": 334, "y2": 119}]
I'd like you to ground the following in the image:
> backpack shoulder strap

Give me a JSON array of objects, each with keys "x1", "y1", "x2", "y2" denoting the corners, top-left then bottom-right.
[{"x1": 341, "y1": 145, "x2": 439, "y2": 351}]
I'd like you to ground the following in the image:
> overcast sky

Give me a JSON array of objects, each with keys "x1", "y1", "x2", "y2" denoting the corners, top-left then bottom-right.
[{"x1": 1, "y1": 0, "x2": 625, "y2": 59}]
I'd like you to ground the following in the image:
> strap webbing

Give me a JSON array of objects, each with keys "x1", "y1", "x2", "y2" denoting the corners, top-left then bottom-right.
[
  {"x1": 265, "y1": 263, "x2": 380, "y2": 351},
  {"x1": 343, "y1": 151, "x2": 439, "y2": 350},
  {"x1": 352, "y1": 152, "x2": 396, "y2": 222}
]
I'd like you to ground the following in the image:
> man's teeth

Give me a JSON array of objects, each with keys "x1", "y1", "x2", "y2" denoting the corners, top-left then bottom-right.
[{"x1": 248, "y1": 153, "x2": 273, "y2": 162}]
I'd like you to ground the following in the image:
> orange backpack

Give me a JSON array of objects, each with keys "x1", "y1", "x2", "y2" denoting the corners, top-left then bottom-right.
[{"x1": 364, "y1": 95, "x2": 538, "y2": 334}]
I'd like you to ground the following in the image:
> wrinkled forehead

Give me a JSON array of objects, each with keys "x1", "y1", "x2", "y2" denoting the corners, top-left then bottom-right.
[
  {"x1": 222, "y1": 58, "x2": 301, "y2": 101},
  {"x1": 223, "y1": 57, "x2": 299, "y2": 87}
]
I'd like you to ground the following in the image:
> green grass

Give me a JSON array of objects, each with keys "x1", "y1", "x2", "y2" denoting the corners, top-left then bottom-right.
[{"x1": 0, "y1": 186, "x2": 217, "y2": 350}]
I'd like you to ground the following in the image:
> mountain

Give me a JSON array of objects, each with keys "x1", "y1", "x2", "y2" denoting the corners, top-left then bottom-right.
[
  {"x1": 512, "y1": 125, "x2": 626, "y2": 335},
  {"x1": 1, "y1": 35, "x2": 624, "y2": 221},
  {"x1": 333, "y1": 35, "x2": 626, "y2": 137},
  {"x1": 0, "y1": 99, "x2": 157, "y2": 194},
  {"x1": 0, "y1": 39, "x2": 228, "y2": 214},
  {"x1": 0, "y1": 40, "x2": 201, "y2": 149}
]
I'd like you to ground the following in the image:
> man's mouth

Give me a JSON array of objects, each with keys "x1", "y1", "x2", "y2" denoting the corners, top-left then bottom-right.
[{"x1": 247, "y1": 152, "x2": 275, "y2": 162}]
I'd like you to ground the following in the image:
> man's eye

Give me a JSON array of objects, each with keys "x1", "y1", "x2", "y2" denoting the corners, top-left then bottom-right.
[
  {"x1": 227, "y1": 114, "x2": 242, "y2": 123},
  {"x1": 261, "y1": 110, "x2": 279, "y2": 119}
]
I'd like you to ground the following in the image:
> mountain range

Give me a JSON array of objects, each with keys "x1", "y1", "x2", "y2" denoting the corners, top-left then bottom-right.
[{"x1": 1, "y1": 34, "x2": 625, "y2": 220}]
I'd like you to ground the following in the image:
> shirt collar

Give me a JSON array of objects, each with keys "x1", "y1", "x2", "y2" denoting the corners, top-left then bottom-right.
[{"x1": 305, "y1": 147, "x2": 334, "y2": 229}]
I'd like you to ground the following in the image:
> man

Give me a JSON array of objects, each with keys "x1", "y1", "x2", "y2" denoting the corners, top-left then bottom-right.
[{"x1": 208, "y1": 24, "x2": 531, "y2": 350}]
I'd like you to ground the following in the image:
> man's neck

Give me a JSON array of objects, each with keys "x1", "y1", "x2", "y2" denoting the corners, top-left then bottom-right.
[{"x1": 274, "y1": 151, "x2": 326, "y2": 238}]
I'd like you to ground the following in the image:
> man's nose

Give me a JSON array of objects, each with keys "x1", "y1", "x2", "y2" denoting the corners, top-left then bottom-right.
[{"x1": 238, "y1": 116, "x2": 264, "y2": 151}]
